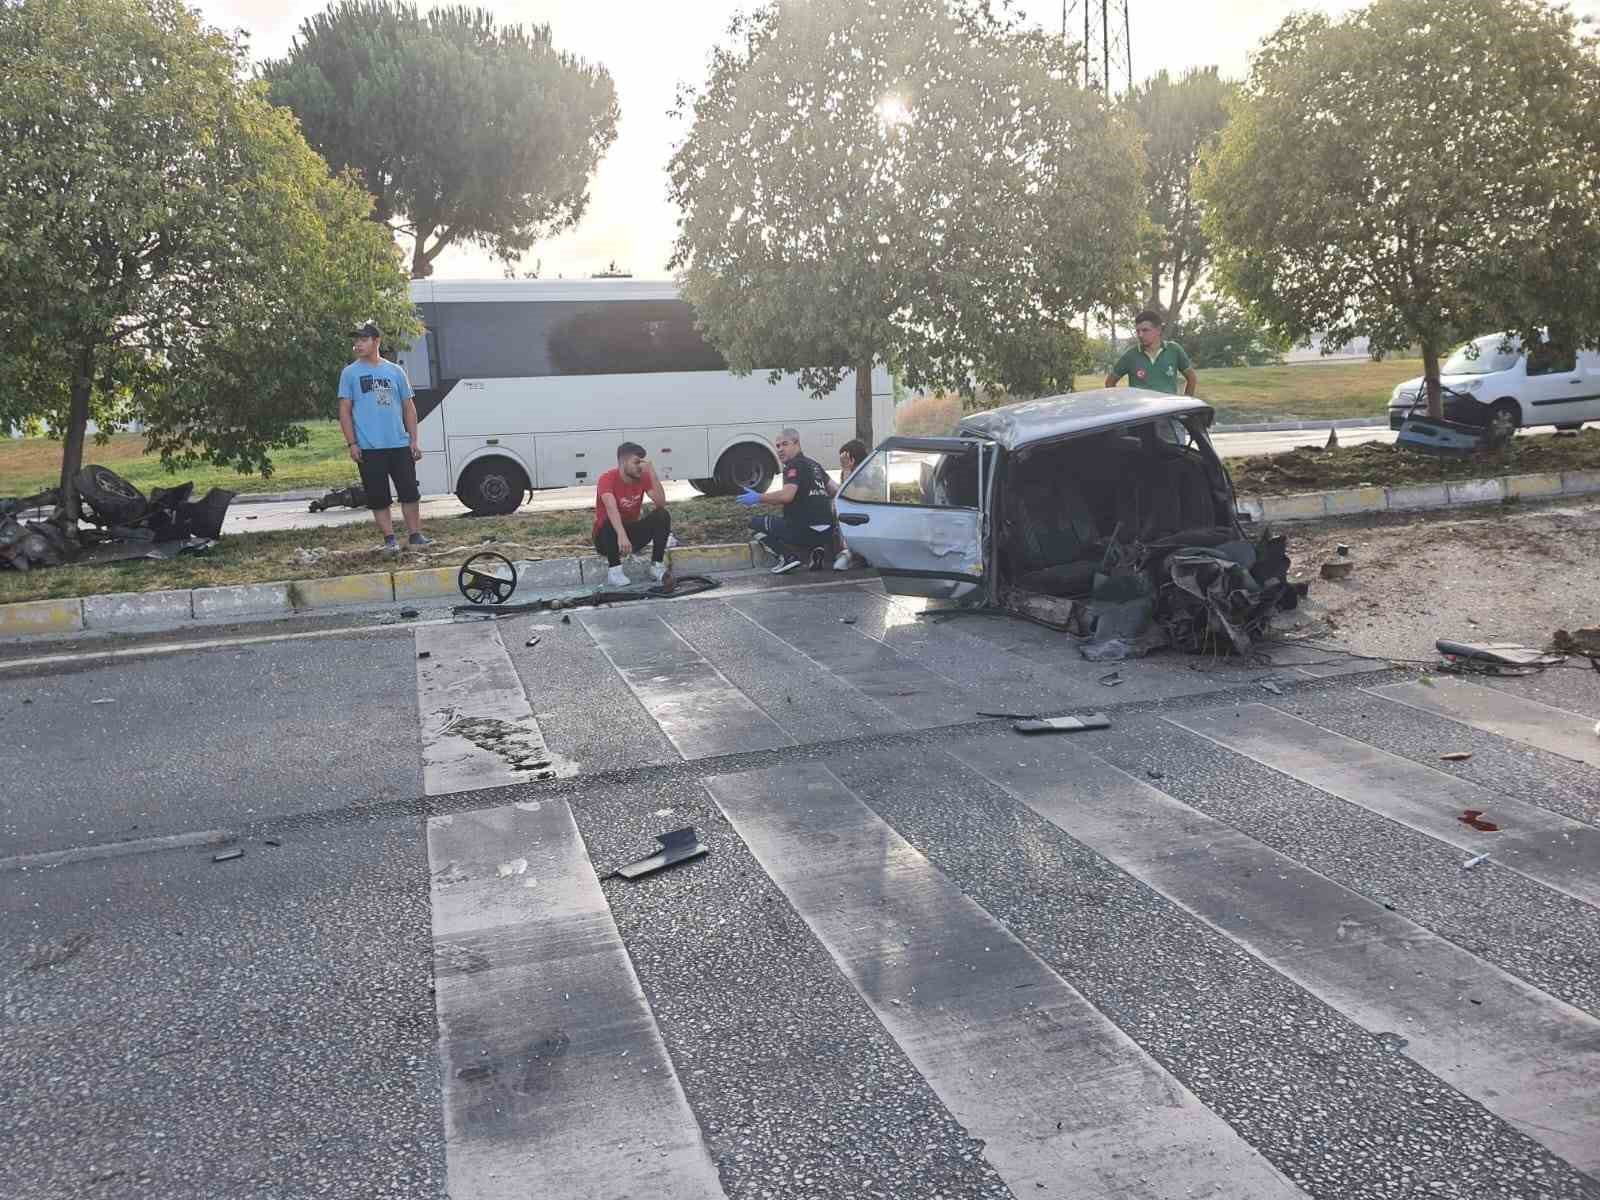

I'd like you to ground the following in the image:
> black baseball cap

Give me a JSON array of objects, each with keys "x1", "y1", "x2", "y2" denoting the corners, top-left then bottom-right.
[{"x1": 351, "y1": 321, "x2": 382, "y2": 339}]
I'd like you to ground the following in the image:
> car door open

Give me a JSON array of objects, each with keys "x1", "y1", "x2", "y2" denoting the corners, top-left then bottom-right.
[{"x1": 834, "y1": 436, "x2": 992, "y2": 599}]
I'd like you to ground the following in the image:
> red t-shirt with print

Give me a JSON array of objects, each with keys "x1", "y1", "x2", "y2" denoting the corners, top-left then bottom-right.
[{"x1": 593, "y1": 467, "x2": 656, "y2": 535}]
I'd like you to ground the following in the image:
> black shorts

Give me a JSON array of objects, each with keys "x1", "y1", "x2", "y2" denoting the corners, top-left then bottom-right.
[{"x1": 357, "y1": 446, "x2": 421, "y2": 508}]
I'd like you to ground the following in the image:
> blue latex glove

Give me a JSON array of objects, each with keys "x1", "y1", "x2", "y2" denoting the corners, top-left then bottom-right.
[{"x1": 735, "y1": 488, "x2": 761, "y2": 507}]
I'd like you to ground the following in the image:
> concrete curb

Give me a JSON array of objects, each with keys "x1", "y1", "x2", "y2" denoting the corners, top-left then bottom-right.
[
  {"x1": 4, "y1": 468, "x2": 1596, "y2": 641},
  {"x1": 1212, "y1": 417, "x2": 1388, "y2": 434}
]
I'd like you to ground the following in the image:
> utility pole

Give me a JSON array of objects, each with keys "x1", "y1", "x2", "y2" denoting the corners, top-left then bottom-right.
[{"x1": 1064, "y1": 0, "x2": 1135, "y2": 346}]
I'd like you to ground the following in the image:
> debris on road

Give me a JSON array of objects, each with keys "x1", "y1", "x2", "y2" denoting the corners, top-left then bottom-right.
[
  {"x1": 1259, "y1": 680, "x2": 1285, "y2": 696},
  {"x1": 1098, "y1": 670, "x2": 1124, "y2": 687},
  {"x1": 1437, "y1": 640, "x2": 1565, "y2": 674},
  {"x1": 613, "y1": 827, "x2": 709, "y2": 880},
  {"x1": 417, "y1": 651, "x2": 432, "y2": 660},
  {"x1": 1013, "y1": 712, "x2": 1111, "y2": 736},
  {"x1": 1320, "y1": 559, "x2": 1355, "y2": 581},
  {"x1": 525, "y1": 636, "x2": 541, "y2": 648},
  {"x1": 308, "y1": 482, "x2": 369, "y2": 513},
  {"x1": 91, "y1": 697, "x2": 115, "y2": 705},
  {"x1": 400, "y1": 607, "x2": 420, "y2": 619},
  {"x1": 1440, "y1": 751, "x2": 1472, "y2": 761},
  {"x1": 1459, "y1": 809, "x2": 1500, "y2": 832},
  {"x1": 1462, "y1": 851, "x2": 1492, "y2": 870},
  {"x1": 2, "y1": 466, "x2": 231, "y2": 573},
  {"x1": 212, "y1": 848, "x2": 244, "y2": 863}
]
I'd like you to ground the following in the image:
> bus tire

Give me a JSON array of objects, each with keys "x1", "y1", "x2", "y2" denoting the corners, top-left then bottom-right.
[
  {"x1": 688, "y1": 478, "x2": 723, "y2": 496},
  {"x1": 713, "y1": 444, "x2": 776, "y2": 495},
  {"x1": 456, "y1": 457, "x2": 528, "y2": 516}
]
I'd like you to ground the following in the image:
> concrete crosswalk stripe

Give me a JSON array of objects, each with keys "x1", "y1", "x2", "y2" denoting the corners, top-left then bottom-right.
[
  {"x1": 729, "y1": 595, "x2": 972, "y2": 728},
  {"x1": 948, "y1": 736, "x2": 1600, "y2": 1175},
  {"x1": 581, "y1": 611, "x2": 792, "y2": 759},
  {"x1": 416, "y1": 622, "x2": 568, "y2": 795},
  {"x1": 1170, "y1": 704, "x2": 1600, "y2": 908},
  {"x1": 427, "y1": 800, "x2": 726, "y2": 1200},
  {"x1": 1369, "y1": 677, "x2": 1600, "y2": 770},
  {"x1": 704, "y1": 764, "x2": 1306, "y2": 1200}
]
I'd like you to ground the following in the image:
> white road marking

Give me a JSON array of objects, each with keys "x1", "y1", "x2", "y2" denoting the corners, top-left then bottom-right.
[
  {"x1": 705, "y1": 764, "x2": 1305, "y2": 1200},
  {"x1": 427, "y1": 800, "x2": 724, "y2": 1199},
  {"x1": 950, "y1": 736, "x2": 1600, "y2": 1174},
  {"x1": 1171, "y1": 705, "x2": 1600, "y2": 907},
  {"x1": 415, "y1": 622, "x2": 569, "y2": 795}
]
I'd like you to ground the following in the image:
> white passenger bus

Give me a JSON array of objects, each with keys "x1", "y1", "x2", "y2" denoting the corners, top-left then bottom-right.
[{"x1": 398, "y1": 279, "x2": 893, "y2": 514}]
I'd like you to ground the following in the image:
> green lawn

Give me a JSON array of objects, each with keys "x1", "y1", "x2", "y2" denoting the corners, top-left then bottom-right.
[
  {"x1": 1, "y1": 420, "x2": 357, "y2": 498},
  {"x1": 1165, "y1": 358, "x2": 1422, "y2": 423}
]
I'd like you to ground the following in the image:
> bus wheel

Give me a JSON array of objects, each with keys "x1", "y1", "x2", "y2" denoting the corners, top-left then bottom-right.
[
  {"x1": 688, "y1": 478, "x2": 722, "y2": 496},
  {"x1": 457, "y1": 457, "x2": 528, "y2": 516},
  {"x1": 714, "y1": 445, "x2": 776, "y2": 494}
]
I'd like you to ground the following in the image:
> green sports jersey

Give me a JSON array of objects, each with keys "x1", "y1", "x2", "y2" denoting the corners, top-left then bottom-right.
[{"x1": 1112, "y1": 341, "x2": 1193, "y2": 394}]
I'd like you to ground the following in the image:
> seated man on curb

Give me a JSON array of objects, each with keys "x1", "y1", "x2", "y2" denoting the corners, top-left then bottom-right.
[
  {"x1": 824, "y1": 438, "x2": 869, "y2": 571},
  {"x1": 738, "y1": 427, "x2": 836, "y2": 573},
  {"x1": 593, "y1": 442, "x2": 671, "y2": 587}
]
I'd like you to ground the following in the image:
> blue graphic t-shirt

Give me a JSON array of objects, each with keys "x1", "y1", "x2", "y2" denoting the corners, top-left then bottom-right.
[{"x1": 337, "y1": 359, "x2": 414, "y2": 450}]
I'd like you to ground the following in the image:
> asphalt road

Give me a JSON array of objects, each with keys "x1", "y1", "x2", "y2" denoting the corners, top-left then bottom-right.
[{"x1": 3, "y1": 567, "x2": 1598, "y2": 1199}]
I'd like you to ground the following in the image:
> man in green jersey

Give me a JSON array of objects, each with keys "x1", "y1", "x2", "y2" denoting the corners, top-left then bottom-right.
[{"x1": 1106, "y1": 309, "x2": 1199, "y2": 396}]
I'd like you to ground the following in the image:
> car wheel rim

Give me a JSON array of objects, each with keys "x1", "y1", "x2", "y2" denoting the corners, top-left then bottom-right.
[{"x1": 1490, "y1": 411, "x2": 1516, "y2": 438}]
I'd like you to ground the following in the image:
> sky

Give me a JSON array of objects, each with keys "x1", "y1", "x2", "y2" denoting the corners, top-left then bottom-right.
[{"x1": 191, "y1": 0, "x2": 1599, "y2": 281}]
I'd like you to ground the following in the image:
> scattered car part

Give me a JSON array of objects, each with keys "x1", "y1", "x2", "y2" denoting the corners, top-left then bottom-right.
[
  {"x1": 76, "y1": 464, "x2": 148, "y2": 526},
  {"x1": 212, "y1": 849, "x2": 244, "y2": 863},
  {"x1": 452, "y1": 572, "x2": 720, "y2": 618},
  {"x1": 1321, "y1": 560, "x2": 1354, "y2": 581},
  {"x1": 1459, "y1": 809, "x2": 1500, "y2": 832},
  {"x1": 457, "y1": 551, "x2": 518, "y2": 605},
  {"x1": 1462, "y1": 852, "x2": 1492, "y2": 870},
  {"x1": 1437, "y1": 641, "x2": 1564, "y2": 669},
  {"x1": 417, "y1": 651, "x2": 432, "y2": 660},
  {"x1": 612, "y1": 828, "x2": 708, "y2": 880},
  {"x1": 1013, "y1": 712, "x2": 1111, "y2": 735},
  {"x1": 1440, "y1": 751, "x2": 1473, "y2": 761},
  {"x1": 525, "y1": 636, "x2": 541, "y2": 648},
  {"x1": 309, "y1": 482, "x2": 368, "y2": 512}
]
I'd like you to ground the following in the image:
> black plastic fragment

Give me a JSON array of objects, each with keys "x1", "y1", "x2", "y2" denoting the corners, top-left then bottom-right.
[
  {"x1": 613, "y1": 827, "x2": 709, "y2": 880},
  {"x1": 1013, "y1": 713, "x2": 1111, "y2": 736}
]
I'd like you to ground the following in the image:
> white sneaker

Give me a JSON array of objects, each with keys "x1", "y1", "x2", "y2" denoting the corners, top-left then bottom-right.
[
  {"x1": 832, "y1": 551, "x2": 851, "y2": 571},
  {"x1": 649, "y1": 561, "x2": 668, "y2": 581},
  {"x1": 605, "y1": 565, "x2": 629, "y2": 587}
]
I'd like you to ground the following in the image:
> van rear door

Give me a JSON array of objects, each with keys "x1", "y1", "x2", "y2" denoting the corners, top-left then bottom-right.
[{"x1": 834, "y1": 436, "x2": 993, "y2": 600}]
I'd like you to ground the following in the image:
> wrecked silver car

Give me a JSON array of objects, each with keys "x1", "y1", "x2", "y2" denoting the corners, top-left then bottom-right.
[{"x1": 835, "y1": 390, "x2": 1303, "y2": 658}]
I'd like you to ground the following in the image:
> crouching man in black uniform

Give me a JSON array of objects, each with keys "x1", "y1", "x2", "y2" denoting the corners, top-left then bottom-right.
[{"x1": 737, "y1": 428, "x2": 838, "y2": 573}]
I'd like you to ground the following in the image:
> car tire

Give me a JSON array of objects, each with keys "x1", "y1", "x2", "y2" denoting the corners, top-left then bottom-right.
[
  {"x1": 74, "y1": 464, "x2": 147, "y2": 525},
  {"x1": 456, "y1": 457, "x2": 528, "y2": 516},
  {"x1": 688, "y1": 477, "x2": 724, "y2": 497},
  {"x1": 713, "y1": 444, "x2": 776, "y2": 494},
  {"x1": 1485, "y1": 399, "x2": 1520, "y2": 445}
]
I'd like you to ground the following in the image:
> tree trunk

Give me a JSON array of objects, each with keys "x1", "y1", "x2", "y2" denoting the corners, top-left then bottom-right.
[
  {"x1": 1148, "y1": 262, "x2": 1163, "y2": 312},
  {"x1": 854, "y1": 358, "x2": 875, "y2": 446},
  {"x1": 411, "y1": 236, "x2": 432, "y2": 279},
  {"x1": 57, "y1": 345, "x2": 94, "y2": 525},
  {"x1": 1421, "y1": 339, "x2": 1443, "y2": 421}
]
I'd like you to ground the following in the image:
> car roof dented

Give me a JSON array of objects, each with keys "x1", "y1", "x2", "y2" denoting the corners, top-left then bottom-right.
[{"x1": 956, "y1": 389, "x2": 1214, "y2": 451}]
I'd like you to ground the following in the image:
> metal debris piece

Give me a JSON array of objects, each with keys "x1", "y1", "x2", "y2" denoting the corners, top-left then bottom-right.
[
  {"x1": 1259, "y1": 680, "x2": 1285, "y2": 696},
  {"x1": 418, "y1": 651, "x2": 432, "y2": 660},
  {"x1": 1013, "y1": 712, "x2": 1111, "y2": 736},
  {"x1": 212, "y1": 848, "x2": 244, "y2": 862},
  {"x1": 525, "y1": 635, "x2": 541, "y2": 648},
  {"x1": 1098, "y1": 670, "x2": 1124, "y2": 687},
  {"x1": 400, "y1": 607, "x2": 420, "y2": 619},
  {"x1": 263, "y1": 838, "x2": 282, "y2": 847},
  {"x1": 1335, "y1": 544, "x2": 1350, "y2": 557},
  {"x1": 840, "y1": 617, "x2": 857, "y2": 625},
  {"x1": 1437, "y1": 640, "x2": 1564, "y2": 669},
  {"x1": 1440, "y1": 751, "x2": 1472, "y2": 761},
  {"x1": 1462, "y1": 851, "x2": 1492, "y2": 870},
  {"x1": 613, "y1": 827, "x2": 709, "y2": 880},
  {"x1": 1320, "y1": 560, "x2": 1354, "y2": 581}
]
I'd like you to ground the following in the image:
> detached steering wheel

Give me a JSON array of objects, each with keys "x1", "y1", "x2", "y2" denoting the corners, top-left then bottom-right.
[{"x1": 457, "y1": 552, "x2": 518, "y2": 605}]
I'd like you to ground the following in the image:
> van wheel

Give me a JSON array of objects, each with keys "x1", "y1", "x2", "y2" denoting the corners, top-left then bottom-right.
[
  {"x1": 1486, "y1": 400, "x2": 1520, "y2": 445},
  {"x1": 714, "y1": 444, "x2": 776, "y2": 494},
  {"x1": 457, "y1": 457, "x2": 528, "y2": 515},
  {"x1": 688, "y1": 478, "x2": 723, "y2": 496}
]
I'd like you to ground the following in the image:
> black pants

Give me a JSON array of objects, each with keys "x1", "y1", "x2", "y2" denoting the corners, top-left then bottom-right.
[
  {"x1": 594, "y1": 508, "x2": 671, "y2": 566},
  {"x1": 357, "y1": 446, "x2": 421, "y2": 508}
]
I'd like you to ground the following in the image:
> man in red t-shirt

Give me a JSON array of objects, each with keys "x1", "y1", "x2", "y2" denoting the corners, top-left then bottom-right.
[{"x1": 593, "y1": 441, "x2": 672, "y2": 587}]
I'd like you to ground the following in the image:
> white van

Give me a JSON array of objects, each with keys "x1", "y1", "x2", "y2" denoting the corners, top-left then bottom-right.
[
  {"x1": 397, "y1": 279, "x2": 893, "y2": 514},
  {"x1": 1387, "y1": 334, "x2": 1600, "y2": 439}
]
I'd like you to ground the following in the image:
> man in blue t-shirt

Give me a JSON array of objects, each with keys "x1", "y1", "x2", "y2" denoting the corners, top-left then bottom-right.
[{"x1": 337, "y1": 322, "x2": 430, "y2": 552}]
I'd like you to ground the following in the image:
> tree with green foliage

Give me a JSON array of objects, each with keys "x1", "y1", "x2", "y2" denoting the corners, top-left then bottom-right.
[
  {"x1": 263, "y1": 2, "x2": 619, "y2": 278},
  {"x1": 0, "y1": 0, "x2": 418, "y2": 523},
  {"x1": 1167, "y1": 293, "x2": 1287, "y2": 368},
  {"x1": 1126, "y1": 67, "x2": 1233, "y2": 320},
  {"x1": 1199, "y1": 0, "x2": 1600, "y2": 419},
  {"x1": 668, "y1": 0, "x2": 1144, "y2": 445}
]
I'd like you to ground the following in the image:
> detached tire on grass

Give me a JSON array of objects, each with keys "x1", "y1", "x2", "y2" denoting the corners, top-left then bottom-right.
[{"x1": 74, "y1": 464, "x2": 147, "y2": 525}]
